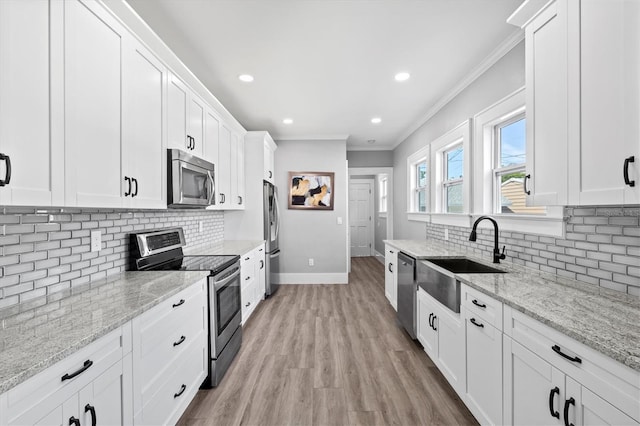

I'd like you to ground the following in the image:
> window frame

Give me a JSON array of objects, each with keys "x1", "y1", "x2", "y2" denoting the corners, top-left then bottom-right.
[
  {"x1": 493, "y1": 113, "x2": 529, "y2": 214},
  {"x1": 378, "y1": 174, "x2": 388, "y2": 213},
  {"x1": 406, "y1": 146, "x2": 430, "y2": 221},
  {"x1": 442, "y1": 143, "x2": 464, "y2": 213},
  {"x1": 473, "y1": 87, "x2": 564, "y2": 236}
]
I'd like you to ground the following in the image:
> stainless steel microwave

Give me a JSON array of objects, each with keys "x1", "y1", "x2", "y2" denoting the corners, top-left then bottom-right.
[{"x1": 168, "y1": 148, "x2": 215, "y2": 208}]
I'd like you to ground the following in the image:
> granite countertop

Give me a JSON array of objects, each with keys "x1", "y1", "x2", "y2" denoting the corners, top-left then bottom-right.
[
  {"x1": 184, "y1": 240, "x2": 264, "y2": 256},
  {"x1": 385, "y1": 239, "x2": 640, "y2": 372},
  {"x1": 0, "y1": 270, "x2": 209, "y2": 394}
]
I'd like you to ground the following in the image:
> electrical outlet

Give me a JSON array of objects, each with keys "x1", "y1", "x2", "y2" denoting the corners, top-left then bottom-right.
[
  {"x1": 90, "y1": 230, "x2": 101, "y2": 252},
  {"x1": 308, "y1": 258, "x2": 314, "y2": 267},
  {"x1": 444, "y1": 228, "x2": 449, "y2": 241},
  {"x1": 198, "y1": 221, "x2": 204, "y2": 233}
]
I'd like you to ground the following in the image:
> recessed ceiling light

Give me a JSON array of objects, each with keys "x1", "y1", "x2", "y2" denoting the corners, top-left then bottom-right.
[
  {"x1": 371, "y1": 117, "x2": 382, "y2": 124},
  {"x1": 367, "y1": 139, "x2": 376, "y2": 144},
  {"x1": 238, "y1": 74, "x2": 254, "y2": 82},
  {"x1": 394, "y1": 72, "x2": 410, "y2": 82},
  {"x1": 283, "y1": 118, "x2": 293, "y2": 124}
]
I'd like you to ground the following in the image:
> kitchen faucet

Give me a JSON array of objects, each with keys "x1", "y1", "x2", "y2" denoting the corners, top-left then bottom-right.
[{"x1": 469, "y1": 216, "x2": 506, "y2": 264}]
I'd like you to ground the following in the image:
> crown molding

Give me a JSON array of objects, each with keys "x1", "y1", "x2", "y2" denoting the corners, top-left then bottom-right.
[
  {"x1": 272, "y1": 134, "x2": 350, "y2": 142},
  {"x1": 391, "y1": 28, "x2": 525, "y2": 150}
]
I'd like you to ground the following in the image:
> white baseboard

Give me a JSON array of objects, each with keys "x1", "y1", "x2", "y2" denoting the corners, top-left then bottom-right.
[
  {"x1": 374, "y1": 250, "x2": 384, "y2": 264},
  {"x1": 275, "y1": 273, "x2": 348, "y2": 284}
]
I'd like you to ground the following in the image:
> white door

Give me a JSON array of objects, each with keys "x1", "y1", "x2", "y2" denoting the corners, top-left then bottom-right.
[
  {"x1": 203, "y1": 108, "x2": 220, "y2": 165},
  {"x1": 64, "y1": 0, "x2": 125, "y2": 207},
  {"x1": 349, "y1": 180, "x2": 373, "y2": 257},
  {"x1": 0, "y1": 0, "x2": 63, "y2": 206},
  {"x1": 122, "y1": 39, "x2": 166, "y2": 209},
  {"x1": 188, "y1": 94, "x2": 205, "y2": 157},
  {"x1": 78, "y1": 361, "x2": 124, "y2": 426},
  {"x1": 168, "y1": 73, "x2": 188, "y2": 151}
]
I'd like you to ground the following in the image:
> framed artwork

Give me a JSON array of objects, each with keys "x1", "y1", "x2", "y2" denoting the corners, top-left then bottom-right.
[{"x1": 288, "y1": 172, "x2": 335, "y2": 210}]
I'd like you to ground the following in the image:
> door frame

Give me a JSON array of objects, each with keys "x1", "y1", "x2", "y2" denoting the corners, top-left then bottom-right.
[
  {"x1": 349, "y1": 178, "x2": 375, "y2": 257},
  {"x1": 347, "y1": 166, "x2": 394, "y2": 271}
]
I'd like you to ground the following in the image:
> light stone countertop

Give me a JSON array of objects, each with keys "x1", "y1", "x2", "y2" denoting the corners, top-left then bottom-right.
[
  {"x1": 0, "y1": 270, "x2": 209, "y2": 394},
  {"x1": 385, "y1": 239, "x2": 640, "y2": 372},
  {"x1": 184, "y1": 240, "x2": 264, "y2": 256}
]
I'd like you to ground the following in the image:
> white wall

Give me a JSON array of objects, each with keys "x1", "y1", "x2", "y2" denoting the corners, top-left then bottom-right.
[
  {"x1": 392, "y1": 41, "x2": 525, "y2": 239},
  {"x1": 275, "y1": 139, "x2": 348, "y2": 284}
]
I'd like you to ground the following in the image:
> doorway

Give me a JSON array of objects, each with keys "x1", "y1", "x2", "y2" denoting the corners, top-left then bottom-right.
[{"x1": 349, "y1": 179, "x2": 374, "y2": 257}]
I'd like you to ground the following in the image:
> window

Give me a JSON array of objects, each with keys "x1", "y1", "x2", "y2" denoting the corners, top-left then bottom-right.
[
  {"x1": 493, "y1": 115, "x2": 545, "y2": 215},
  {"x1": 406, "y1": 146, "x2": 430, "y2": 215},
  {"x1": 443, "y1": 145, "x2": 463, "y2": 213},
  {"x1": 379, "y1": 175, "x2": 388, "y2": 213}
]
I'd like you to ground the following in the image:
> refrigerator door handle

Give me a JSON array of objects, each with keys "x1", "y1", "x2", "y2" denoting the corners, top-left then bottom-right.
[
  {"x1": 269, "y1": 249, "x2": 281, "y2": 258},
  {"x1": 273, "y1": 190, "x2": 280, "y2": 242}
]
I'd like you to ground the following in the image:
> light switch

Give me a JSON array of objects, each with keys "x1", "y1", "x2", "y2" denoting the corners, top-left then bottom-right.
[{"x1": 337, "y1": 217, "x2": 343, "y2": 225}]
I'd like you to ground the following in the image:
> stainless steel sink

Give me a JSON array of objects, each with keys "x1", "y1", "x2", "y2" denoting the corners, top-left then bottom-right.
[
  {"x1": 426, "y1": 258, "x2": 506, "y2": 274},
  {"x1": 417, "y1": 258, "x2": 506, "y2": 313}
]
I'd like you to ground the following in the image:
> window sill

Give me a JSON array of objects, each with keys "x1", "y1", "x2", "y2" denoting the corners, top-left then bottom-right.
[
  {"x1": 477, "y1": 213, "x2": 565, "y2": 237},
  {"x1": 407, "y1": 212, "x2": 430, "y2": 222},
  {"x1": 431, "y1": 213, "x2": 472, "y2": 227}
]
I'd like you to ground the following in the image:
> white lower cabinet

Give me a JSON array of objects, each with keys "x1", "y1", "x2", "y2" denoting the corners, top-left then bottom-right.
[
  {"x1": 241, "y1": 244, "x2": 265, "y2": 324},
  {"x1": 132, "y1": 279, "x2": 208, "y2": 425},
  {"x1": 384, "y1": 244, "x2": 398, "y2": 310},
  {"x1": 0, "y1": 325, "x2": 131, "y2": 426},
  {"x1": 503, "y1": 305, "x2": 639, "y2": 426},
  {"x1": 416, "y1": 287, "x2": 465, "y2": 396}
]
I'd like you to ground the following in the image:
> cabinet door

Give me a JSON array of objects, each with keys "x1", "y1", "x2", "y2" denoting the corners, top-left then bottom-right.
[
  {"x1": 579, "y1": 382, "x2": 638, "y2": 426},
  {"x1": 257, "y1": 245, "x2": 266, "y2": 298},
  {"x1": 0, "y1": 0, "x2": 63, "y2": 206},
  {"x1": 64, "y1": 0, "x2": 124, "y2": 207},
  {"x1": 435, "y1": 306, "x2": 465, "y2": 397},
  {"x1": 217, "y1": 125, "x2": 231, "y2": 207},
  {"x1": 78, "y1": 360, "x2": 124, "y2": 426},
  {"x1": 569, "y1": 0, "x2": 640, "y2": 205},
  {"x1": 264, "y1": 141, "x2": 275, "y2": 183},
  {"x1": 416, "y1": 288, "x2": 438, "y2": 359},
  {"x1": 465, "y1": 312, "x2": 502, "y2": 425},
  {"x1": 384, "y1": 246, "x2": 398, "y2": 310},
  {"x1": 168, "y1": 73, "x2": 188, "y2": 151},
  {"x1": 525, "y1": 1, "x2": 568, "y2": 206},
  {"x1": 503, "y1": 337, "x2": 564, "y2": 426},
  {"x1": 204, "y1": 108, "x2": 220, "y2": 166},
  {"x1": 229, "y1": 131, "x2": 245, "y2": 209},
  {"x1": 188, "y1": 95, "x2": 205, "y2": 157},
  {"x1": 122, "y1": 39, "x2": 166, "y2": 209}
]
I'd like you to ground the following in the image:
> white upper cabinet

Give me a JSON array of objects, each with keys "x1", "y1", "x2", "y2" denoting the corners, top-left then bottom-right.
[
  {"x1": 0, "y1": 0, "x2": 64, "y2": 206},
  {"x1": 263, "y1": 134, "x2": 276, "y2": 184},
  {"x1": 230, "y1": 131, "x2": 245, "y2": 209},
  {"x1": 217, "y1": 125, "x2": 232, "y2": 207},
  {"x1": 122, "y1": 38, "x2": 167, "y2": 209},
  {"x1": 567, "y1": 0, "x2": 640, "y2": 205},
  {"x1": 523, "y1": 1, "x2": 568, "y2": 206},
  {"x1": 64, "y1": 0, "x2": 126, "y2": 208},
  {"x1": 167, "y1": 72, "x2": 205, "y2": 157}
]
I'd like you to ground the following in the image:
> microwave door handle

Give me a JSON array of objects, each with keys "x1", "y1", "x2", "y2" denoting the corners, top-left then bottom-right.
[{"x1": 207, "y1": 171, "x2": 215, "y2": 204}]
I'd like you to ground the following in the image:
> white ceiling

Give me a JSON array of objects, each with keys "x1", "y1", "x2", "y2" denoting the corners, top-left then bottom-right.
[{"x1": 126, "y1": 0, "x2": 522, "y2": 150}]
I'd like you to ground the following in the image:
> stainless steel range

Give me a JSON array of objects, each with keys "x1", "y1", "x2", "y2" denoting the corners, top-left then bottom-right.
[{"x1": 130, "y1": 228, "x2": 241, "y2": 388}]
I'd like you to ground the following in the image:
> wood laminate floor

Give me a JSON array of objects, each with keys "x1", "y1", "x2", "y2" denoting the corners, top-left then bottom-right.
[{"x1": 178, "y1": 257, "x2": 478, "y2": 426}]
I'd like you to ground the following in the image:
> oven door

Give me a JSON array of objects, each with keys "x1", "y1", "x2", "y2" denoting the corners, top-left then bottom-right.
[
  {"x1": 169, "y1": 152, "x2": 215, "y2": 208},
  {"x1": 209, "y1": 263, "x2": 241, "y2": 358}
]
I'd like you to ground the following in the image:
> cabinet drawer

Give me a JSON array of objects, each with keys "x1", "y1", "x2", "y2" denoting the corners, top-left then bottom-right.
[
  {"x1": 241, "y1": 251, "x2": 255, "y2": 283},
  {"x1": 504, "y1": 306, "x2": 640, "y2": 422},
  {"x1": 461, "y1": 284, "x2": 503, "y2": 330},
  {"x1": 138, "y1": 297, "x2": 205, "y2": 389},
  {"x1": 5, "y1": 327, "x2": 124, "y2": 425},
  {"x1": 138, "y1": 335, "x2": 207, "y2": 425}
]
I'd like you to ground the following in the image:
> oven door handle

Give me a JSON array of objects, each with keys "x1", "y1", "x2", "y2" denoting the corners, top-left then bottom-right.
[{"x1": 213, "y1": 267, "x2": 240, "y2": 290}]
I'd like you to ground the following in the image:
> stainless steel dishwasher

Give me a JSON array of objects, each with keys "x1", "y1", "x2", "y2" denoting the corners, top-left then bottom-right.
[{"x1": 397, "y1": 252, "x2": 417, "y2": 339}]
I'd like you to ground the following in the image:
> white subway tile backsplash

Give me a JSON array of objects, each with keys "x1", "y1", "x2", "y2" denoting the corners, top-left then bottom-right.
[
  {"x1": 426, "y1": 205, "x2": 639, "y2": 296},
  {"x1": 0, "y1": 207, "x2": 224, "y2": 308}
]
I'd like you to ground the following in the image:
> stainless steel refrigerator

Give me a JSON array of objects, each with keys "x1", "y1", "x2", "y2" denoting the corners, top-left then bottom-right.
[{"x1": 263, "y1": 181, "x2": 280, "y2": 296}]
